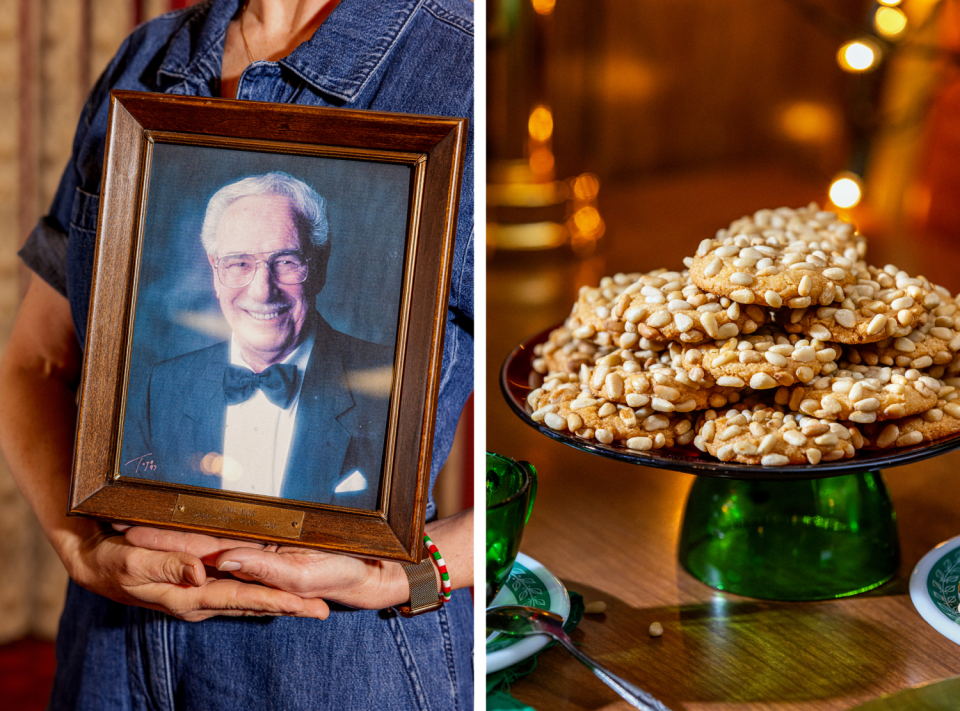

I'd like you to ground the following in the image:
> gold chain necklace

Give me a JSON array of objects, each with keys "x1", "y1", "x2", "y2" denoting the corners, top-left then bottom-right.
[{"x1": 239, "y1": 0, "x2": 257, "y2": 63}]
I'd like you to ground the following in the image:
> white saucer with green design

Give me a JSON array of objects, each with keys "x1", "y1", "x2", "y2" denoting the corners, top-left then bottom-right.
[
  {"x1": 486, "y1": 552, "x2": 571, "y2": 674},
  {"x1": 910, "y1": 534, "x2": 960, "y2": 645}
]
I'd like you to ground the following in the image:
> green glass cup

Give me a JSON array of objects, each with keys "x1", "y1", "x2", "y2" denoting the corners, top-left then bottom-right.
[
  {"x1": 678, "y1": 470, "x2": 900, "y2": 600},
  {"x1": 486, "y1": 452, "x2": 538, "y2": 606}
]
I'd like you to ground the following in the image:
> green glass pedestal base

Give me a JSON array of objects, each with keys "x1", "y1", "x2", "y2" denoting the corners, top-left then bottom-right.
[{"x1": 678, "y1": 471, "x2": 900, "y2": 600}]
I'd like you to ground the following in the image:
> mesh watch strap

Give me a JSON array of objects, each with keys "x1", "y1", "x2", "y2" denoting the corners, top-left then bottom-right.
[{"x1": 394, "y1": 545, "x2": 443, "y2": 617}]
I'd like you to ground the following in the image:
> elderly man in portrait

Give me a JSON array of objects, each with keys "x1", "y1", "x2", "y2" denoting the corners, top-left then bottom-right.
[{"x1": 121, "y1": 172, "x2": 392, "y2": 510}]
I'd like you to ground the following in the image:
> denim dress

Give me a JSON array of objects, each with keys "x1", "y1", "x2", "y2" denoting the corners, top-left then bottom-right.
[{"x1": 19, "y1": 1, "x2": 474, "y2": 709}]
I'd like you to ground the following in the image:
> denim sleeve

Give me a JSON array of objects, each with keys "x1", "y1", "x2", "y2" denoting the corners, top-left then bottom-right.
[{"x1": 18, "y1": 217, "x2": 69, "y2": 296}]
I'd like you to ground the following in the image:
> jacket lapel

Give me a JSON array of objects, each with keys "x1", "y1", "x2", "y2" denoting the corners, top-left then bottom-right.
[
  {"x1": 181, "y1": 343, "x2": 228, "y2": 487},
  {"x1": 281, "y1": 320, "x2": 356, "y2": 503}
]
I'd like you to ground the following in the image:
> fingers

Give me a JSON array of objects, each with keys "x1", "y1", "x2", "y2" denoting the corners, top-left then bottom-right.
[
  {"x1": 216, "y1": 548, "x2": 292, "y2": 585},
  {"x1": 125, "y1": 526, "x2": 263, "y2": 564},
  {"x1": 140, "y1": 578, "x2": 330, "y2": 621},
  {"x1": 214, "y1": 548, "x2": 336, "y2": 597},
  {"x1": 118, "y1": 546, "x2": 207, "y2": 588},
  {"x1": 82, "y1": 531, "x2": 328, "y2": 621}
]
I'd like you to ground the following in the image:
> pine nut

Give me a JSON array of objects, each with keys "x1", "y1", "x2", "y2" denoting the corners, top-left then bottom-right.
[
  {"x1": 701, "y1": 420, "x2": 716, "y2": 442},
  {"x1": 674, "y1": 313, "x2": 694, "y2": 332},
  {"x1": 644, "y1": 415, "x2": 670, "y2": 431},
  {"x1": 544, "y1": 412, "x2": 567, "y2": 430},
  {"x1": 626, "y1": 436, "x2": 653, "y2": 450},
  {"x1": 651, "y1": 397, "x2": 675, "y2": 412},
  {"x1": 809, "y1": 325, "x2": 831, "y2": 340},
  {"x1": 896, "y1": 431, "x2": 923, "y2": 447},
  {"x1": 646, "y1": 311, "x2": 672, "y2": 328},
  {"x1": 894, "y1": 337, "x2": 916, "y2": 353},
  {"x1": 783, "y1": 430, "x2": 807, "y2": 446},
  {"x1": 717, "y1": 323, "x2": 739, "y2": 339},
  {"x1": 701, "y1": 311, "x2": 719, "y2": 337},
  {"x1": 758, "y1": 433, "x2": 778, "y2": 454},
  {"x1": 867, "y1": 314, "x2": 886, "y2": 335},
  {"x1": 761, "y1": 454, "x2": 790, "y2": 466},
  {"x1": 764, "y1": 352, "x2": 788, "y2": 367},
  {"x1": 750, "y1": 373, "x2": 777, "y2": 389}
]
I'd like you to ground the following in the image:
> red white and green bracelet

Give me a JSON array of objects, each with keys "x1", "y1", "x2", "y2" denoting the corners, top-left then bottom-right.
[{"x1": 423, "y1": 533, "x2": 452, "y2": 602}]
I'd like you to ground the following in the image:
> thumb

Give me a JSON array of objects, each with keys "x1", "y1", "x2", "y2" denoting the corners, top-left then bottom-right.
[{"x1": 140, "y1": 550, "x2": 206, "y2": 587}]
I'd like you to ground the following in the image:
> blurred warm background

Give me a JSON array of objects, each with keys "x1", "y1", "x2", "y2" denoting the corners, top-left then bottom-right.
[
  {"x1": 0, "y1": 1, "x2": 471, "y2": 708},
  {"x1": 488, "y1": 0, "x2": 960, "y2": 445}
]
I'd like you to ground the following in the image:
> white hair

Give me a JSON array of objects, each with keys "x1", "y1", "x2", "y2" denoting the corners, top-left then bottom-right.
[{"x1": 200, "y1": 171, "x2": 329, "y2": 255}]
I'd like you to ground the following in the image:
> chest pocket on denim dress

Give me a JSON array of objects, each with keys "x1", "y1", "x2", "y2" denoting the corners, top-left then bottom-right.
[{"x1": 66, "y1": 187, "x2": 102, "y2": 343}]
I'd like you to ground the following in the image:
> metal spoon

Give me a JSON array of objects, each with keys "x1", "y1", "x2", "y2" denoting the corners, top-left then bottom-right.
[{"x1": 487, "y1": 605, "x2": 674, "y2": 711}]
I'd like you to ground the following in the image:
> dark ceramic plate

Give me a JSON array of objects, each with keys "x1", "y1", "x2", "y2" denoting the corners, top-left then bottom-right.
[{"x1": 501, "y1": 325, "x2": 960, "y2": 480}]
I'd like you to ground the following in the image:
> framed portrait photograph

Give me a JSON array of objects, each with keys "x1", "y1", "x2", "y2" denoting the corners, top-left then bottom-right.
[{"x1": 69, "y1": 91, "x2": 468, "y2": 563}]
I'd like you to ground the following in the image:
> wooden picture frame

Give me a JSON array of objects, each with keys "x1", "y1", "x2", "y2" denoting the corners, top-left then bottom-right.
[{"x1": 68, "y1": 91, "x2": 468, "y2": 563}]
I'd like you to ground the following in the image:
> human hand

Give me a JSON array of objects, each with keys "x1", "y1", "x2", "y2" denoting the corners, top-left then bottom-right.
[
  {"x1": 123, "y1": 525, "x2": 411, "y2": 610},
  {"x1": 66, "y1": 523, "x2": 329, "y2": 621}
]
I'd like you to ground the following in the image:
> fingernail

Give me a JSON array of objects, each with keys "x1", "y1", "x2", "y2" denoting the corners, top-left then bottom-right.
[
  {"x1": 112, "y1": 523, "x2": 131, "y2": 531},
  {"x1": 182, "y1": 565, "x2": 199, "y2": 587},
  {"x1": 218, "y1": 561, "x2": 242, "y2": 572}
]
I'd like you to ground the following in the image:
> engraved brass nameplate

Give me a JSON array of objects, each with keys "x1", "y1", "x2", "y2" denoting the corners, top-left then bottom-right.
[{"x1": 172, "y1": 494, "x2": 304, "y2": 539}]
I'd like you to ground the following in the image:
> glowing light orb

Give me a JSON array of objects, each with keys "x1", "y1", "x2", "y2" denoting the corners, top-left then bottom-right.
[
  {"x1": 875, "y1": 7, "x2": 907, "y2": 38},
  {"x1": 837, "y1": 41, "x2": 879, "y2": 72},
  {"x1": 829, "y1": 175, "x2": 863, "y2": 208}
]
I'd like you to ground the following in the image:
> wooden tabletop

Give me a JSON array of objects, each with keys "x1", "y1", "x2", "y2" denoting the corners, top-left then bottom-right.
[{"x1": 485, "y1": 167, "x2": 960, "y2": 710}]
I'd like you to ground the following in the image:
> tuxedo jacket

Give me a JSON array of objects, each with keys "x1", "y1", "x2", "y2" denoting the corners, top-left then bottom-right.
[{"x1": 121, "y1": 316, "x2": 393, "y2": 509}]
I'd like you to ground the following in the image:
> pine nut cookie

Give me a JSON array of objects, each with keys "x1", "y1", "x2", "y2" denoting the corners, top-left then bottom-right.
[
  {"x1": 773, "y1": 364, "x2": 942, "y2": 423},
  {"x1": 777, "y1": 264, "x2": 946, "y2": 344},
  {"x1": 845, "y1": 301, "x2": 960, "y2": 371},
  {"x1": 534, "y1": 324, "x2": 667, "y2": 375},
  {"x1": 527, "y1": 380, "x2": 697, "y2": 450},
  {"x1": 846, "y1": 326, "x2": 960, "y2": 371},
  {"x1": 570, "y1": 268, "x2": 767, "y2": 344},
  {"x1": 689, "y1": 204, "x2": 865, "y2": 309},
  {"x1": 586, "y1": 357, "x2": 745, "y2": 413},
  {"x1": 862, "y1": 393, "x2": 960, "y2": 449},
  {"x1": 693, "y1": 404, "x2": 863, "y2": 465},
  {"x1": 661, "y1": 330, "x2": 840, "y2": 390}
]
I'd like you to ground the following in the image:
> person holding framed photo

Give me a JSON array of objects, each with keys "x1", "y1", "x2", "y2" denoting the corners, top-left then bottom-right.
[{"x1": 0, "y1": 1, "x2": 474, "y2": 710}]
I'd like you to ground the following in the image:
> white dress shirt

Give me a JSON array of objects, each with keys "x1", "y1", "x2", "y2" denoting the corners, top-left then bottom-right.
[{"x1": 220, "y1": 333, "x2": 315, "y2": 498}]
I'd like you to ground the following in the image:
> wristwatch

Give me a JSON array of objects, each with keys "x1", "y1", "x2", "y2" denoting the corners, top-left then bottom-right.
[{"x1": 393, "y1": 544, "x2": 443, "y2": 617}]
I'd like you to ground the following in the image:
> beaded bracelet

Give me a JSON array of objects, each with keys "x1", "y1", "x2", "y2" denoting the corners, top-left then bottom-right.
[{"x1": 423, "y1": 533, "x2": 452, "y2": 602}]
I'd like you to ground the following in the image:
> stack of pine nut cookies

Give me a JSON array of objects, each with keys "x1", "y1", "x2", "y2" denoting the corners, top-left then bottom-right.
[{"x1": 527, "y1": 204, "x2": 960, "y2": 466}]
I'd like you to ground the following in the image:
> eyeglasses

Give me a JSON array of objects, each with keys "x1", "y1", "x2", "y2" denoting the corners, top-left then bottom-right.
[{"x1": 215, "y1": 250, "x2": 311, "y2": 288}]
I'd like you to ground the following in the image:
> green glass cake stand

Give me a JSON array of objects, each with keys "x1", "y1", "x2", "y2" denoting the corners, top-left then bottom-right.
[{"x1": 501, "y1": 326, "x2": 960, "y2": 601}]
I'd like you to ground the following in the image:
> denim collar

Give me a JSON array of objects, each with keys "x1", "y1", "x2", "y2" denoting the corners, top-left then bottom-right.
[{"x1": 157, "y1": 0, "x2": 423, "y2": 102}]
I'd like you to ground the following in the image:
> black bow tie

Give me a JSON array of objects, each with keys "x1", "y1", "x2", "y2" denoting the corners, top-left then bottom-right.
[{"x1": 223, "y1": 363, "x2": 299, "y2": 408}]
